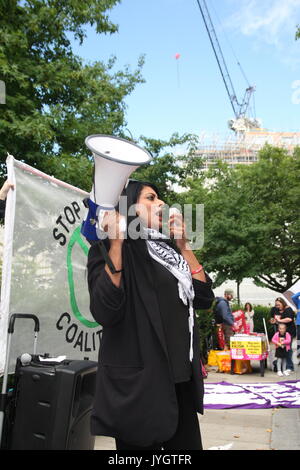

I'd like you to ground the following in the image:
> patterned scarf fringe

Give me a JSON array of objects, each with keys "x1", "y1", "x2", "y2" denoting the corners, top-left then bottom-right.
[{"x1": 143, "y1": 227, "x2": 195, "y2": 362}]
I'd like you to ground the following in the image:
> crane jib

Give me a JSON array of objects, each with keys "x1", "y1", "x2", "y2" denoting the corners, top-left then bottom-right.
[{"x1": 196, "y1": 0, "x2": 255, "y2": 121}]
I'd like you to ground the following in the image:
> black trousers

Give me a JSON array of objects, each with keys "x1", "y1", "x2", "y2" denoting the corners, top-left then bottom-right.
[{"x1": 115, "y1": 380, "x2": 202, "y2": 450}]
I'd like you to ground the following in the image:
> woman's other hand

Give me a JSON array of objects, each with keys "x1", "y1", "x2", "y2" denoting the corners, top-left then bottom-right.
[{"x1": 169, "y1": 212, "x2": 189, "y2": 251}]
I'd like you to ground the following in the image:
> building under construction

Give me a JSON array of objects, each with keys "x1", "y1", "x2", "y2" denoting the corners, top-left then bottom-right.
[
  {"x1": 194, "y1": 1, "x2": 300, "y2": 170},
  {"x1": 196, "y1": 128, "x2": 300, "y2": 170}
]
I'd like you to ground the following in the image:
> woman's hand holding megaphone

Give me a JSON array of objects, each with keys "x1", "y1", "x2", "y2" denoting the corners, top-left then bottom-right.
[{"x1": 101, "y1": 210, "x2": 126, "y2": 243}]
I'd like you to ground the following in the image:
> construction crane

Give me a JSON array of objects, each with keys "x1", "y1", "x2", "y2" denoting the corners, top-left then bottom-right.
[{"x1": 196, "y1": 0, "x2": 261, "y2": 133}]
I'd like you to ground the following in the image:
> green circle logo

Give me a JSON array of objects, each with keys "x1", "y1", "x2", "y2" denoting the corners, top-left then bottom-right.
[{"x1": 67, "y1": 226, "x2": 99, "y2": 328}]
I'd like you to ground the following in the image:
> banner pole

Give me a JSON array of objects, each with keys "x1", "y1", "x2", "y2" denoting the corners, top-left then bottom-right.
[
  {"x1": 0, "y1": 155, "x2": 16, "y2": 374},
  {"x1": 263, "y1": 317, "x2": 273, "y2": 370}
]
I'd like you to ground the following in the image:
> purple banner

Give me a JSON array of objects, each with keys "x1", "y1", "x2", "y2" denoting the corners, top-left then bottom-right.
[{"x1": 204, "y1": 380, "x2": 300, "y2": 409}]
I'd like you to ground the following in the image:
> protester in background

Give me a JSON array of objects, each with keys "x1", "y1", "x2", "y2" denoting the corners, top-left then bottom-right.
[
  {"x1": 272, "y1": 297, "x2": 296, "y2": 373},
  {"x1": 291, "y1": 292, "x2": 300, "y2": 362},
  {"x1": 272, "y1": 323, "x2": 291, "y2": 377},
  {"x1": 0, "y1": 180, "x2": 14, "y2": 221},
  {"x1": 214, "y1": 289, "x2": 235, "y2": 351},
  {"x1": 244, "y1": 302, "x2": 255, "y2": 333}
]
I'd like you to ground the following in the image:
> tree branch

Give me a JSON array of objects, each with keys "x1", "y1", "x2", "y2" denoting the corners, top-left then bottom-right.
[{"x1": 254, "y1": 275, "x2": 285, "y2": 292}]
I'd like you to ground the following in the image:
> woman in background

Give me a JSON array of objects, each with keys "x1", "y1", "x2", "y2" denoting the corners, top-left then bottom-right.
[
  {"x1": 272, "y1": 297, "x2": 296, "y2": 373},
  {"x1": 244, "y1": 302, "x2": 255, "y2": 333}
]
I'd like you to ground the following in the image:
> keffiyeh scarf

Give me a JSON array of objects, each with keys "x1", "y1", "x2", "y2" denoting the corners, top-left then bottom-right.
[{"x1": 143, "y1": 227, "x2": 195, "y2": 362}]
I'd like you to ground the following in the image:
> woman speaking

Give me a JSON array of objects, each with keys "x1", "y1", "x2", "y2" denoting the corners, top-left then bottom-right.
[{"x1": 87, "y1": 180, "x2": 214, "y2": 450}]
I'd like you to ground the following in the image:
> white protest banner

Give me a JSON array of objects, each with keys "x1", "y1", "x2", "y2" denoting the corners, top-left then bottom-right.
[{"x1": 0, "y1": 156, "x2": 102, "y2": 374}]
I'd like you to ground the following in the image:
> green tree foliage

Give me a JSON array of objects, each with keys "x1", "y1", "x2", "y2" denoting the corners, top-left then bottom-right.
[
  {"x1": 239, "y1": 145, "x2": 300, "y2": 292},
  {"x1": 193, "y1": 160, "x2": 260, "y2": 289},
  {"x1": 183, "y1": 145, "x2": 300, "y2": 292},
  {"x1": 131, "y1": 132, "x2": 203, "y2": 204},
  {"x1": 0, "y1": 0, "x2": 145, "y2": 190}
]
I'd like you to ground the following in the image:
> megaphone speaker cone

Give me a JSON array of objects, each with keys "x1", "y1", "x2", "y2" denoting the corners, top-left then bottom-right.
[
  {"x1": 86, "y1": 134, "x2": 152, "y2": 215},
  {"x1": 85, "y1": 134, "x2": 152, "y2": 165}
]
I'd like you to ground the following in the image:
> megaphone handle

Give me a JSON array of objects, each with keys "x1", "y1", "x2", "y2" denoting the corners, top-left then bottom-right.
[
  {"x1": 98, "y1": 209, "x2": 107, "y2": 231},
  {"x1": 98, "y1": 240, "x2": 122, "y2": 275}
]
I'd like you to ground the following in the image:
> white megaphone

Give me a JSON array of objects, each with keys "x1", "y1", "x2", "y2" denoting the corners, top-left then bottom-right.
[{"x1": 84, "y1": 134, "x2": 152, "y2": 238}]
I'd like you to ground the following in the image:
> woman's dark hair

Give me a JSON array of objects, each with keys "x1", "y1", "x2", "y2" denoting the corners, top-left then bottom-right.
[
  {"x1": 121, "y1": 180, "x2": 160, "y2": 210},
  {"x1": 116, "y1": 179, "x2": 160, "y2": 238},
  {"x1": 244, "y1": 302, "x2": 252, "y2": 311}
]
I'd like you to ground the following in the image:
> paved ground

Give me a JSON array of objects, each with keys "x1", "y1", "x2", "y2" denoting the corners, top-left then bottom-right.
[
  {"x1": 200, "y1": 362, "x2": 300, "y2": 451},
  {"x1": 94, "y1": 351, "x2": 300, "y2": 451}
]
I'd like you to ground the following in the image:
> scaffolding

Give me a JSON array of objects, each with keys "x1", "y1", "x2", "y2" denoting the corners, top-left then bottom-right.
[{"x1": 197, "y1": 129, "x2": 300, "y2": 169}]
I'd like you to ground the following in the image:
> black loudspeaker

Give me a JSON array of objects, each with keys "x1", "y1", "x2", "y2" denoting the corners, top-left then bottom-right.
[{"x1": 8, "y1": 358, "x2": 97, "y2": 450}]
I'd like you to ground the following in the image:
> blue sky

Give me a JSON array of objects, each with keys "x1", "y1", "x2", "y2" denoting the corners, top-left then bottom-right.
[{"x1": 71, "y1": 0, "x2": 300, "y2": 142}]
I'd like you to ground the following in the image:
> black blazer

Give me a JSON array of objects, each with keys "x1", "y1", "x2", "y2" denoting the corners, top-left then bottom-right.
[{"x1": 87, "y1": 238, "x2": 214, "y2": 447}]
